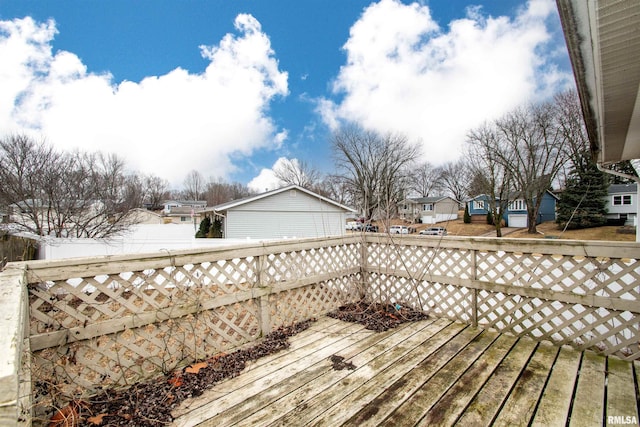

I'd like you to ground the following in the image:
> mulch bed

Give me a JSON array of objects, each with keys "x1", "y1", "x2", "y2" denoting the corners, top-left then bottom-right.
[
  {"x1": 327, "y1": 300, "x2": 429, "y2": 332},
  {"x1": 47, "y1": 301, "x2": 427, "y2": 426},
  {"x1": 48, "y1": 320, "x2": 314, "y2": 427}
]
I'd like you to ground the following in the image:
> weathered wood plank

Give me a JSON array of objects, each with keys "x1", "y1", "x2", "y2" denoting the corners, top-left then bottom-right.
[
  {"x1": 173, "y1": 321, "x2": 369, "y2": 426},
  {"x1": 385, "y1": 330, "x2": 499, "y2": 427},
  {"x1": 240, "y1": 318, "x2": 452, "y2": 427},
  {"x1": 530, "y1": 346, "x2": 582, "y2": 427},
  {"x1": 492, "y1": 341, "x2": 559, "y2": 427},
  {"x1": 416, "y1": 333, "x2": 518, "y2": 426},
  {"x1": 269, "y1": 320, "x2": 466, "y2": 427},
  {"x1": 455, "y1": 336, "x2": 539, "y2": 426},
  {"x1": 172, "y1": 318, "x2": 361, "y2": 421},
  {"x1": 306, "y1": 325, "x2": 483, "y2": 427},
  {"x1": 193, "y1": 318, "x2": 439, "y2": 427},
  {"x1": 606, "y1": 356, "x2": 639, "y2": 424},
  {"x1": 569, "y1": 350, "x2": 606, "y2": 427}
]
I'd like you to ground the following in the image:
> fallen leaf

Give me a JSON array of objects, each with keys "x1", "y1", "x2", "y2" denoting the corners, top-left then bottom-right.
[
  {"x1": 48, "y1": 402, "x2": 80, "y2": 427},
  {"x1": 168, "y1": 375, "x2": 183, "y2": 387},
  {"x1": 185, "y1": 361, "x2": 208, "y2": 374},
  {"x1": 87, "y1": 413, "x2": 108, "y2": 425}
]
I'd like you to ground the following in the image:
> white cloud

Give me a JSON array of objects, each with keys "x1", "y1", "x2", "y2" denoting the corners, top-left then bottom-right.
[
  {"x1": 320, "y1": 0, "x2": 573, "y2": 165},
  {"x1": 0, "y1": 15, "x2": 288, "y2": 185},
  {"x1": 247, "y1": 157, "x2": 289, "y2": 192}
]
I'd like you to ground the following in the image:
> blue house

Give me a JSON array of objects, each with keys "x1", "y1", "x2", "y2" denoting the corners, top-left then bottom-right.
[{"x1": 467, "y1": 191, "x2": 558, "y2": 227}]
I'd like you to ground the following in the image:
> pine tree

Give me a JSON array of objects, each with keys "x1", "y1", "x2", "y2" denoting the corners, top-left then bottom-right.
[
  {"x1": 196, "y1": 216, "x2": 211, "y2": 238},
  {"x1": 463, "y1": 203, "x2": 471, "y2": 224},
  {"x1": 486, "y1": 210, "x2": 494, "y2": 225},
  {"x1": 556, "y1": 152, "x2": 609, "y2": 229}
]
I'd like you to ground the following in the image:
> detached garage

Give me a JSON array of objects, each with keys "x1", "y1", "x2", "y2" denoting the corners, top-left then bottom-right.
[{"x1": 204, "y1": 185, "x2": 356, "y2": 240}]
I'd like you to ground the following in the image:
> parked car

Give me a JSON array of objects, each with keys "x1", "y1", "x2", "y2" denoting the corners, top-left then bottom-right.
[
  {"x1": 389, "y1": 225, "x2": 415, "y2": 234},
  {"x1": 345, "y1": 221, "x2": 363, "y2": 231},
  {"x1": 364, "y1": 224, "x2": 379, "y2": 232},
  {"x1": 420, "y1": 226, "x2": 447, "y2": 236}
]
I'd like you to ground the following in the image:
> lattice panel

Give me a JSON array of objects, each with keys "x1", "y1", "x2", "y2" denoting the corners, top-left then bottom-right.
[
  {"x1": 367, "y1": 273, "x2": 473, "y2": 323},
  {"x1": 475, "y1": 251, "x2": 640, "y2": 300},
  {"x1": 31, "y1": 300, "x2": 260, "y2": 399},
  {"x1": 263, "y1": 243, "x2": 360, "y2": 285},
  {"x1": 269, "y1": 275, "x2": 361, "y2": 329},
  {"x1": 366, "y1": 242, "x2": 473, "y2": 279},
  {"x1": 476, "y1": 289, "x2": 640, "y2": 359},
  {"x1": 29, "y1": 257, "x2": 258, "y2": 334}
]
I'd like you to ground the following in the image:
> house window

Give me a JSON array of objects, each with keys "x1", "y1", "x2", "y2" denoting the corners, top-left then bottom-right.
[
  {"x1": 180, "y1": 216, "x2": 189, "y2": 222},
  {"x1": 473, "y1": 201, "x2": 485, "y2": 210},
  {"x1": 613, "y1": 195, "x2": 632, "y2": 205},
  {"x1": 508, "y1": 199, "x2": 527, "y2": 210},
  {"x1": 423, "y1": 203, "x2": 433, "y2": 211}
]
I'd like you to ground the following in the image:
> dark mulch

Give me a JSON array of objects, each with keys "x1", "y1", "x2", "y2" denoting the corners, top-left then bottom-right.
[
  {"x1": 47, "y1": 319, "x2": 314, "y2": 427},
  {"x1": 327, "y1": 300, "x2": 429, "y2": 332}
]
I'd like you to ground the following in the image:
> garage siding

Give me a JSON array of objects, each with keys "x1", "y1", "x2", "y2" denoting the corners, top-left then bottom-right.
[{"x1": 223, "y1": 188, "x2": 351, "y2": 239}]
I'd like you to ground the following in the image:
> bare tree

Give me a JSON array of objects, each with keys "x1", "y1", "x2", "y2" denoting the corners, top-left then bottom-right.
[
  {"x1": 273, "y1": 158, "x2": 322, "y2": 190},
  {"x1": 144, "y1": 174, "x2": 169, "y2": 210},
  {"x1": 331, "y1": 125, "x2": 421, "y2": 221},
  {"x1": 204, "y1": 178, "x2": 253, "y2": 207},
  {"x1": 0, "y1": 135, "x2": 142, "y2": 238},
  {"x1": 553, "y1": 90, "x2": 591, "y2": 188},
  {"x1": 494, "y1": 101, "x2": 569, "y2": 233},
  {"x1": 437, "y1": 160, "x2": 470, "y2": 203},
  {"x1": 408, "y1": 162, "x2": 443, "y2": 197},
  {"x1": 466, "y1": 122, "x2": 515, "y2": 237},
  {"x1": 183, "y1": 170, "x2": 205, "y2": 201}
]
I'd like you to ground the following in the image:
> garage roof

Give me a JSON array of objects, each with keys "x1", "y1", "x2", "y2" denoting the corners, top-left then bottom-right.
[{"x1": 556, "y1": 0, "x2": 640, "y2": 164}]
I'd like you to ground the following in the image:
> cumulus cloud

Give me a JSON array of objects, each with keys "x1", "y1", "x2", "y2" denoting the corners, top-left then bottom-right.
[
  {"x1": 247, "y1": 157, "x2": 289, "y2": 192},
  {"x1": 0, "y1": 15, "x2": 288, "y2": 185},
  {"x1": 319, "y1": 0, "x2": 573, "y2": 165}
]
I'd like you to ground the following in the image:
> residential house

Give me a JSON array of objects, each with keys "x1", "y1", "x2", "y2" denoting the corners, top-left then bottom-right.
[
  {"x1": 398, "y1": 196, "x2": 459, "y2": 224},
  {"x1": 604, "y1": 183, "x2": 637, "y2": 226},
  {"x1": 129, "y1": 208, "x2": 165, "y2": 225},
  {"x1": 202, "y1": 185, "x2": 356, "y2": 239},
  {"x1": 467, "y1": 191, "x2": 558, "y2": 227},
  {"x1": 162, "y1": 200, "x2": 207, "y2": 225}
]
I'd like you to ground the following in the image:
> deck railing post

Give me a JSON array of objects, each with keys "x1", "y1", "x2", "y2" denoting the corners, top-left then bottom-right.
[
  {"x1": 0, "y1": 264, "x2": 31, "y2": 426},
  {"x1": 255, "y1": 254, "x2": 271, "y2": 336},
  {"x1": 360, "y1": 236, "x2": 368, "y2": 300},
  {"x1": 471, "y1": 249, "x2": 478, "y2": 327}
]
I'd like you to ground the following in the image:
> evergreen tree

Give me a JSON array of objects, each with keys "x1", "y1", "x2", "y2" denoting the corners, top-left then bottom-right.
[
  {"x1": 486, "y1": 210, "x2": 494, "y2": 225},
  {"x1": 463, "y1": 203, "x2": 471, "y2": 224},
  {"x1": 196, "y1": 216, "x2": 211, "y2": 238},
  {"x1": 609, "y1": 160, "x2": 638, "y2": 184},
  {"x1": 208, "y1": 217, "x2": 223, "y2": 238},
  {"x1": 556, "y1": 152, "x2": 609, "y2": 229}
]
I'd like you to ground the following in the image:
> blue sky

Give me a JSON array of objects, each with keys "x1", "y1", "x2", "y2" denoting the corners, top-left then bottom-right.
[{"x1": 0, "y1": 0, "x2": 574, "y2": 191}]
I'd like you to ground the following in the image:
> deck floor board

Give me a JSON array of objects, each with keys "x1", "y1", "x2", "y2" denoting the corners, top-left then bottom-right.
[{"x1": 169, "y1": 317, "x2": 639, "y2": 427}]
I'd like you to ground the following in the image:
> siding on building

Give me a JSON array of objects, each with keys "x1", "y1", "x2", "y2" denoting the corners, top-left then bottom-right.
[
  {"x1": 212, "y1": 186, "x2": 355, "y2": 240},
  {"x1": 605, "y1": 184, "x2": 638, "y2": 226}
]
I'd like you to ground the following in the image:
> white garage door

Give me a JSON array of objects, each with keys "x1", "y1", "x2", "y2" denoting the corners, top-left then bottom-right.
[{"x1": 508, "y1": 214, "x2": 528, "y2": 228}]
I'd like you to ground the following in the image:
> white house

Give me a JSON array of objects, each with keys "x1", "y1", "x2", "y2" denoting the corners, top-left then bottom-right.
[
  {"x1": 605, "y1": 184, "x2": 637, "y2": 226},
  {"x1": 398, "y1": 196, "x2": 459, "y2": 224},
  {"x1": 203, "y1": 185, "x2": 356, "y2": 240}
]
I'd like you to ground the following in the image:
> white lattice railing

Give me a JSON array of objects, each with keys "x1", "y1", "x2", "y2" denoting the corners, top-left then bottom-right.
[
  {"x1": 364, "y1": 235, "x2": 640, "y2": 360},
  {"x1": 0, "y1": 234, "x2": 638, "y2": 425}
]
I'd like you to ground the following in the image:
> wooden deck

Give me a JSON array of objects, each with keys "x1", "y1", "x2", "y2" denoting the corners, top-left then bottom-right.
[{"x1": 171, "y1": 317, "x2": 640, "y2": 427}]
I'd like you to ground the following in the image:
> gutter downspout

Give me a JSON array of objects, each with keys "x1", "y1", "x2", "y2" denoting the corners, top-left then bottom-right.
[{"x1": 597, "y1": 163, "x2": 640, "y2": 242}]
